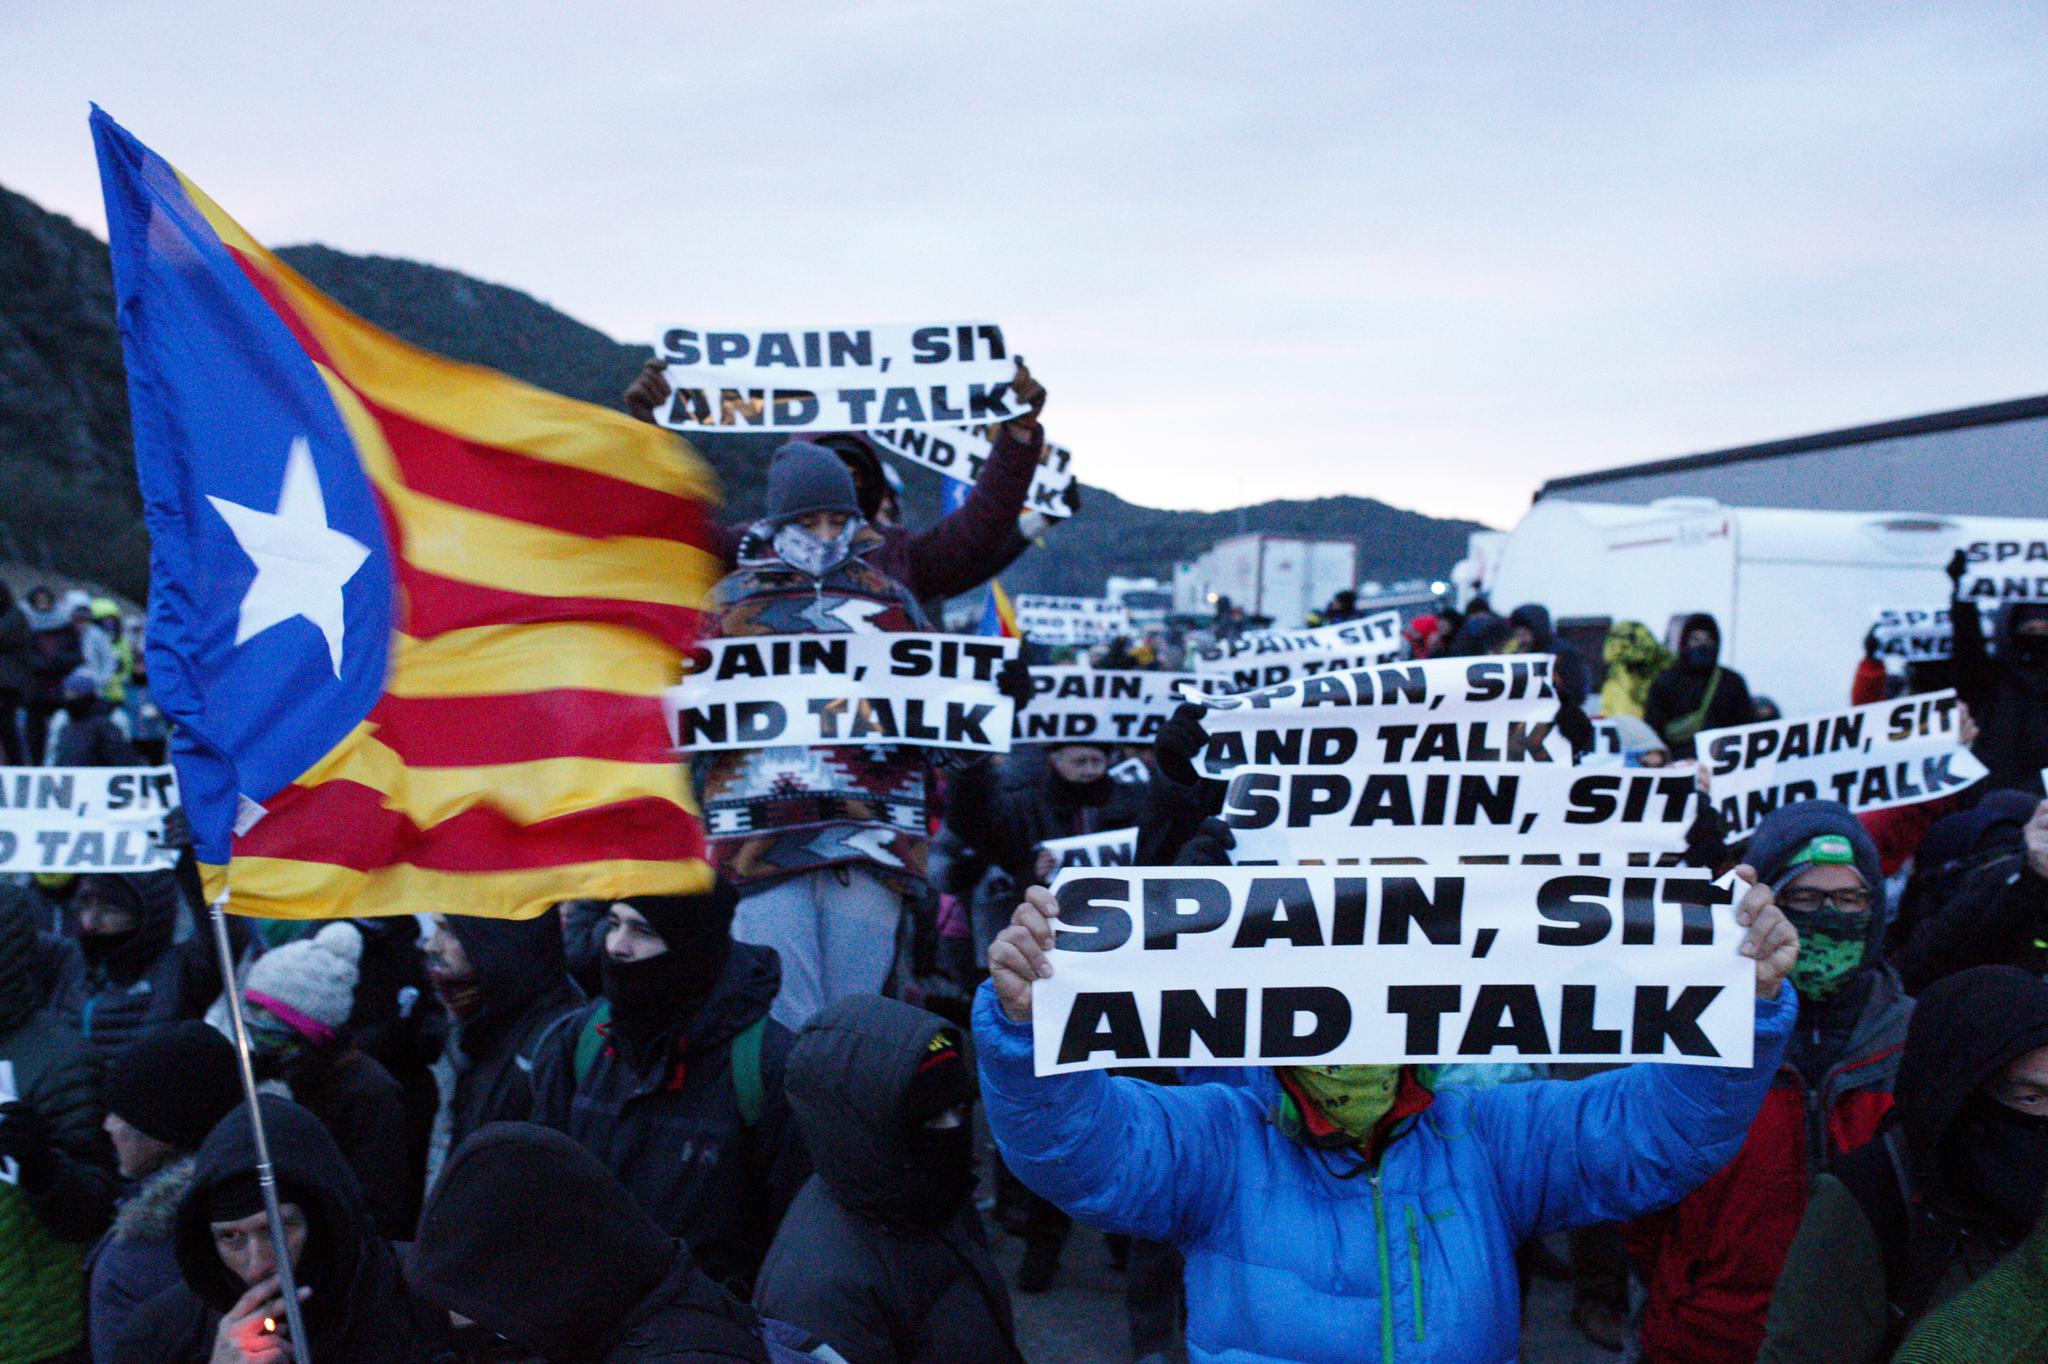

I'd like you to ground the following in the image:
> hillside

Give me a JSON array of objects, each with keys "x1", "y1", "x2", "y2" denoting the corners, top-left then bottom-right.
[{"x1": 0, "y1": 181, "x2": 1485, "y2": 603}]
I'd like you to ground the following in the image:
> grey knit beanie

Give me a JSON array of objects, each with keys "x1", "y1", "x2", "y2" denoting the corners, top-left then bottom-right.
[{"x1": 766, "y1": 443, "x2": 860, "y2": 523}]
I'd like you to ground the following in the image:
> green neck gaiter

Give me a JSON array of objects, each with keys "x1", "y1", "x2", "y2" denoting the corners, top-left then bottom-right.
[
  {"x1": 1786, "y1": 906, "x2": 1868, "y2": 1001},
  {"x1": 1285, "y1": 1064, "x2": 1401, "y2": 1145}
]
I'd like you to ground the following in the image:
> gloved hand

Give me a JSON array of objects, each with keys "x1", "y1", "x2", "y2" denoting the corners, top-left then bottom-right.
[
  {"x1": 1154, "y1": 702, "x2": 1213, "y2": 786},
  {"x1": 0, "y1": 1101, "x2": 56, "y2": 1191},
  {"x1": 1554, "y1": 701, "x2": 1595, "y2": 759},
  {"x1": 1173, "y1": 817, "x2": 1237, "y2": 866},
  {"x1": 1947, "y1": 549, "x2": 1969, "y2": 588},
  {"x1": 997, "y1": 657, "x2": 1036, "y2": 712}
]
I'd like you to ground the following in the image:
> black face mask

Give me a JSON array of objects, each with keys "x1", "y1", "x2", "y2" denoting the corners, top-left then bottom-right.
[
  {"x1": 2011, "y1": 634, "x2": 2048, "y2": 670},
  {"x1": 79, "y1": 926, "x2": 138, "y2": 969},
  {"x1": 1682, "y1": 644, "x2": 1717, "y2": 670},
  {"x1": 1053, "y1": 773, "x2": 1115, "y2": 807},
  {"x1": 902, "y1": 1122, "x2": 976, "y2": 1224},
  {"x1": 1947, "y1": 1093, "x2": 2048, "y2": 1234},
  {"x1": 601, "y1": 941, "x2": 727, "y2": 1040},
  {"x1": 62, "y1": 696, "x2": 96, "y2": 720}
]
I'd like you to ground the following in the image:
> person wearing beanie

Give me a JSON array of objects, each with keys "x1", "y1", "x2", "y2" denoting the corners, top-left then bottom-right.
[
  {"x1": 49, "y1": 871, "x2": 227, "y2": 1061},
  {"x1": 49, "y1": 666, "x2": 140, "y2": 768},
  {"x1": 425, "y1": 906, "x2": 584, "y2": 1147},
  {"x1": 83, "y1": 1021, "x2": 243, "y2": 1364},
  {"x1": 755, "y1": 996, "x2": 1023, "y2": 1364},
  {"x1": 238, "y1": 922, "x2": 415, "y2": 1241},
  {"x1": 624, "y1": 357, "x2": 1050, "y2": 605},
  {"x1": 1625, "y1": 800, "x2": 1912, "y2": 1364},
  {"x1": 112, "y1": 1096, "x2": 453, "y2": 1364},
  {"x1": 0, "y1": 883, "x2": 117, "y2": 1364},
  {"x1": 1762, "y1": 966, "x2": 2048, "y2": 1362},
  {"x1": 695, "y1": 443, "x2": 948, "y2": 1030},
  {"x1": 530, "y1": 881, "x2": 809, "y2": 1295},
  {"x1": 1401, "y1": 613, "x2": 1443, "y2": 660},
  {"x1": 410, "y1": 1122, "x2": 833, "y2": 1363}
]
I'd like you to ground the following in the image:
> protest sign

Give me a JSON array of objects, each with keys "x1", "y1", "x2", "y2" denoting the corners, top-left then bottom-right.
[
  {"x1": 1030, "y1": 866, "x2": 1754, "y2": 1074},
  {"x1": 1040, "y1": 826, "x2": 1138, "y2": 870},
  {"x1": 1220, "y1": 765, "x2": 1698, "y2": 864},
  {"x1": 1190, "y1": 611, "x2": 1405, "y2": 692},
  {"x1": 666, "y1": 633, "x2": 1019, "y2": 754},
  {"x1": 649, "y1": 322, "x2": 1030, "y2": 433},
  {"x1": 1699, "y1": 690, "x2": 1986, "y2": 838},
  {"x1": 865, "y1": 425, "x2": 1077, "y2": 519},
  {"x1": 1870, "y1": 607, "x2": 1952, "y2": 664},
  {"x1": 0, "y1": 767, "x2": 180, "y2": 874},
  {"x1": 1014, "y1": 595, "x2": 1133, "y2": 646},
  {"x1": 1182, "y1": 656, "x2": 1572, "y2": 778},
  {"x1": 1960, "y1": 537, "x2": 2048, "y2": 604},
  {"x1": 1014, "y1": 666, "x2": 1230, "y2": 744}
]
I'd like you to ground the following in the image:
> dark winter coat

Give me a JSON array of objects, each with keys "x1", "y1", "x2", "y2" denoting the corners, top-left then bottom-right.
[
  {"x1": 47, "y1": 872, "x2": 218, "y2": 1061},
  {"x1": 0, "y1": 885, "x2": 118, "y2": 1364},
  {"x1": 1643, "y1": 613, "x2": 1758, "y2": 756},
  {"x1": 1760, "y1": 966, "x2": 2048, "y2": 1363},
  {"x1": 1951, "y1": 598, "x2": 2048, "y2": 793},
  {"x1": 85, "y1": 1155, "x2": 197, "y2": 1364},
  {"x1": 528, "y1": 942, "x2": 809, "y2": 1294},
  {"x1": 756, "y1": 996, "x2": 1021, "y2": 1364},
  {"x1": 112, "y1": 1096, "x2": 454, "y2": 1364},
  {"x1": 0, "y1": 603, "x2": 32, "y2": 696},
  {"x1": 26, "y1": 618, "x2": 82, "y2": 703},
  {"x1": 340, "y1": 914, "x2": 447, "y2": 1233},
  {"x1": 51, "y1": 701, "x2": 142, "y2": 767},
  {"x1": 711, "y1": 427, "x2": 1041, "y2": 605},
  {"x1": 445, "y1": 911, "x2": 585, "y2": 1147},
  {"x1": 1893, "y1": 850, "x2": 2048, "y2": 992},
  {"x1": 278, "y1": 1043, "x2": 415, "y2": 1241},
  {"x1": 943, "y1": 751, "x2": 1145, "y2": 892}
]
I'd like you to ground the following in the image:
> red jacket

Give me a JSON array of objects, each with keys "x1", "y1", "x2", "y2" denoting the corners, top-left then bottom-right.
[{"x1": 1627, "y1": 971, "x2": 1912, "y2": 1364}]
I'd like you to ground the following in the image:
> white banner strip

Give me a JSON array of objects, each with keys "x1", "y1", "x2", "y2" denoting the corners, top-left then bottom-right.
[
  {"x1": 1220, "y1": 765, "x2": 1697, "y2": 864},
  {"x1": 1030, "y1": 866, "x2": 1754, "y2": 1074},
  {"x1": 1182, "y1": 655, "x2": 1572, "y2": 778},
  {"x1": 1698, "y1": 690, "x2": 1986, "y2": 838},
  {"x1": 1961, "y1": 537, "x2": 2048, "y2": 604},
  {"x1": 865, "y1": 426, "x2": 1076, "y2": 519},
  {"x1": 1040, "y1": 826, "x2": 1139, "y2": 870},
  {"x1": 1014, "y1": 595, "x2": 1133, "y2": 646},
  {"x1": 1015, "y1": 667, "x2": 1232, "y2": 745},
  {"x1": 649, "y1": 322, "x2": 1027, "y2": 432},
  {"x1": 1190, "y1": 611, "x2": 1405, "y2": 693},
  {"x1": 666, "y1": 633, "x2": 1019, "y2": 754},
  {"x1": 1870, "y1": 607, "x2": 1953, "y2": 663},
  {"x1": 0, "y1": 767, "x2": 181, "y2": 873}
]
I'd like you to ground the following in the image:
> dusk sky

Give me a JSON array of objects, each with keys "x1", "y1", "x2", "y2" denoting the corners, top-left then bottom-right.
[{"x1": 11, "y1": 3, "x2": 2048, "y2": 529}]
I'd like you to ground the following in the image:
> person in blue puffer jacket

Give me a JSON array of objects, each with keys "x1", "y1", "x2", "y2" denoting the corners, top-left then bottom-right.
[{"x1": 977, "y1": 873, "x2": 1802, "y2": 1364}]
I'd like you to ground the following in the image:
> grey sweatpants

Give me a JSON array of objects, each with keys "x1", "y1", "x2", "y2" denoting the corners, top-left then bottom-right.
[{"x1": 732, "y1": 864, "x2": 906, "y2": 1029}]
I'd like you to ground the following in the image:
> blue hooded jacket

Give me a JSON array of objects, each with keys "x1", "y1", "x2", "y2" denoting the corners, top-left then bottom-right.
[{"x1": 976, "y1": 982, "x2": 1794, "y2": 1364}]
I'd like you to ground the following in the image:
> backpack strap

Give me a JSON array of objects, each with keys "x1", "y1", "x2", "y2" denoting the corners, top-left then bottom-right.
[
  {"x1": 573, "y1": 1000, "x2": 613, "y2": 1085},
  {"x1": 731, "y1": 1015, "x2": 767, "y2": 1128}
]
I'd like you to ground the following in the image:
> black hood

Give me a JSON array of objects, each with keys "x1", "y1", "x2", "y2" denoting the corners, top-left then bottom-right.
[
  {"x1": 448, "y1": 908, "x2": 568, "y2": 1014},
  {"x1": 785, "y1": 994, "x2": 957, "y2": 1227},
  {"x1": 1508, "y1": 603, "x2": 1555, "y2": 650},
  {"x1": 1993, "y1": 600, "x2": 2048, "y2": 663},
  {"x1": 173, "y1": 1096, "x2": 381, "y2": 1316},
  {"x1": 1678, "y1": 612, "x2": 1722, "y2": 667},
  {"x1": 0, "y1": 884, "x2": 41, "y2": 1033},
  {"x1": 1444, "y1": 614, "x2": 1511, "y2": 658},
  {"x1": 76, "y1": 870, "x2": 180, "y2": 983},
  {"x1": 1895, "y1": 967, "x2": 2048, "y2": 1182},
  {"x1": 1916, "y1": 789, "x2": 2043, "y2": 871},
  {"x1": 410, "y1": 1121, "x2": 692, "y2": 1361}
]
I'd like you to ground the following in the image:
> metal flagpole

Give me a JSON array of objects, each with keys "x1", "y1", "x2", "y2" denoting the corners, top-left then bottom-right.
[{"x1": 206, "y1": 885, "x2": 315, "y2": 1360}]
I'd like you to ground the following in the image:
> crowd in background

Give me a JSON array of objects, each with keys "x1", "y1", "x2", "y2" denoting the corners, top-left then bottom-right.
[{"x1": 2, "y1": 367, "x2": 2047, "y2": 1364}]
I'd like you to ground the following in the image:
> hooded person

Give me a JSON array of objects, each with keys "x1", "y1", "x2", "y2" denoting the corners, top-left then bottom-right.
[
  {"x1": 48, "y1": 871, "x2": 222, "y2": 1060},
  {"x1": 410, "y1": 1122, "x2": 831, "y2": 1364},
  {"x1": 21, "y1": 588, "x2": 82, "y2": 764},
  {"x1": 425, "y1": 908, "x2": 583, "y2": 1147},
  {"x1": 1599, "y1": 619, "x2": 1673, "y2": 720},
  {"x1": 1954, "y1": 595, "x2": 2048, "y2": 793},
  {"x1": 50, "y1": 666, "x2": 140, "y2": 768},
  {"x1": 0, "y1": 882, "x2": 118, "y2": 1364},
  {"x1": 975, "y1": 870, "x2": 1803, "y2": 1364},
  {"x1": 624, "y1": 360, "x2": 1049, "y2": 607},
  {"x1": 696, "y1": 446, "x2": 942, "y2": 1029},
  {"x1": 1625, "y1": 801, "x2": 1911, "y2": 1364},
  {"x1": 1760, "y1": 966, "x2": 2048, "y2": 1362},
  {"x1": 528, "y1": 881, "x2": 810, "y2": 1294},
  {"x1": 754, "y1": 997, "x2": 1022, "y2": 1364},
  {"x1": 1504, "y1": 603, "x2": 1589, "y2": 710},
  {"x1": 236, "y1": 922, "x2": 415, "y2": 1241},
  {"x1": 1891, "y1": 1191, "x2": 2048, "y2": 1364},
  {"x1": 112, "y1": 1096, "x2": 453, "y2": 1364},
  {"x1": 1889, "y1": 792, "x2": 2048, "y2": 991},
  {"x1": 1400, "y1": 613, "x2": 1442, "y2": 660},
  {"x1": 0, "y1": 582, "x2": 32, "y2": 767},
  {"x1": 84, "y1": 1021, "x2": 244, "y2": 1364},
  {"x1": 1642, "y1": 612, "x2": 1759, "y2": 757}
]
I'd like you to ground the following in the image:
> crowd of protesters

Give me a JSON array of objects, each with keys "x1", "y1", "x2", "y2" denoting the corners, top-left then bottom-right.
[{"x1": 3, "y1": 360, "x2": 2048, "y2": 1364}]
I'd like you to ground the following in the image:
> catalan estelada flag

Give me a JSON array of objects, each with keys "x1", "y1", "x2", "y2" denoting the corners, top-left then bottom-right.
[
  {"x1": 978, "y1": 579, "x2": 1019, "y2": 639},
  {"x1": 91, "y1": 109, "x2": 718, "y2": 919}
]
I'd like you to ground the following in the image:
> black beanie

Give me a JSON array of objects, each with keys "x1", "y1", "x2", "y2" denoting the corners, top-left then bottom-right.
[
  {"x1": 106, "y1": 1020, "x2": 245, "y2": 1152},
  {"x1": 766, "y1": 443, "x2": 860, "y2": 523},
  {"x1": 625, "y1": 876, "x2": 739, "y2": 953}
]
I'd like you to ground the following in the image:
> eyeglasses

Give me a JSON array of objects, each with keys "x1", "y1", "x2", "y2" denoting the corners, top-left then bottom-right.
[{"x1": 1779, "y1": 887, "x2": 1875, "y2": 914}]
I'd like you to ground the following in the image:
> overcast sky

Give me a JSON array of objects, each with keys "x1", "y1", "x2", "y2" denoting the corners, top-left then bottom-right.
[{"x1": 11, "y1": 3, "x2": 2048, "y2": 528}]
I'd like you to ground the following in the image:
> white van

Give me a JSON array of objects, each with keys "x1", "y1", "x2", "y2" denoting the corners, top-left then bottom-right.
[{"x1": 1461, "y1": 498, "x2": 2048, "y2": 718}]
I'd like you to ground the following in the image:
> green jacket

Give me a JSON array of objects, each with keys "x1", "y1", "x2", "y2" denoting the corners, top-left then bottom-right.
[{"x1": 1893, "y1": 1202, "x2": 2048, "y2": 1363}]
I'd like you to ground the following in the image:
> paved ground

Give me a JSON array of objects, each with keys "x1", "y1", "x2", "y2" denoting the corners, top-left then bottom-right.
[{"x1": 992, "y1": 1220, "x2": 1615, "y2": 1364}]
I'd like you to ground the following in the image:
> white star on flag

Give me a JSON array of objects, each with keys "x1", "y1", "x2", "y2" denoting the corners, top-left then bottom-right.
[{"x1": 207, "y1": 436, "x2": 372, "y2": 676}]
